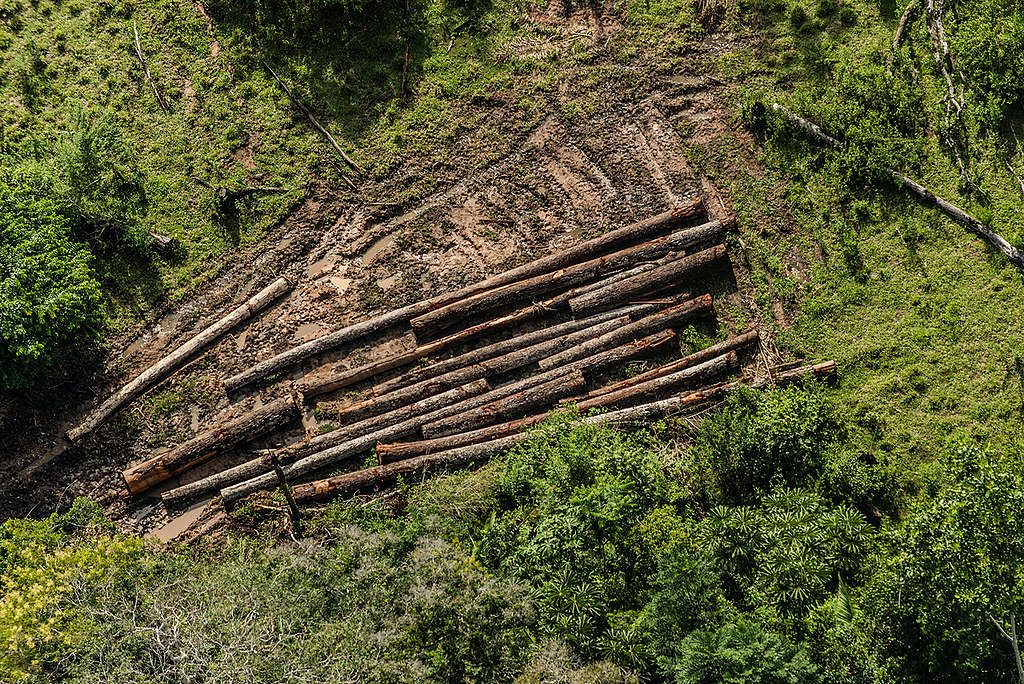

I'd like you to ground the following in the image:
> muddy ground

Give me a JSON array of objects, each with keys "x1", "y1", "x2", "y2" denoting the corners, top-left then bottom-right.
[{"x1": 0, "y1": 15, "x2": 802, "y2": 542}]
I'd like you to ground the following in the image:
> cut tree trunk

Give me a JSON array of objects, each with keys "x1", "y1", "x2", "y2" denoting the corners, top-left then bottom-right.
[
  {"x1": 568, "y1": 244, "x2": 728, "y2": 316},
  {"x1": 421, "y1": 370, "x2": 587, "y2": 439},
  {"x1": 161, "y1": 454, "x2": 273, "y2": 506},
  {"x1": 372, "y1": 274, "x2": 678, "y2": 397},
  {"x1": 572, "y1": 351, "x2": 738, "y2": 412},
  {"x1": 300, "y1": 360, "x2": 838, "y2": 500},
  {"x1": 377, "y1": 357, "x2": 829, "y2": 463},
  {"x1": 299, "y1": 303, "x2": 642, "y2": 399},
  {"x1": 539, "y1": 295, "x2": 714, "y2": 371},
  {"x1": 123, "y1": 395, "x2": 299, "y2": 496},
  {"x1": 588, "y1": 329, "x2": 759, "y2": 398},
  {"x1": 220, "y1": 330, "x2": 678, "y2": 504},
  {"x1": 409, "y1": 218, "x2": 728, "y2": 340},
  {"x1": 327, "y1": 315, "x2": 626, "y2": 425},
  {"x1": 223, "y1": 199, "x2": 706, "y2": 392},
  {"x1": 68, "y1": 277, "x2": 293, "y2": 443},
  {"x1": 772, "y1": 103, "x2": 1024, "y2": 270}
]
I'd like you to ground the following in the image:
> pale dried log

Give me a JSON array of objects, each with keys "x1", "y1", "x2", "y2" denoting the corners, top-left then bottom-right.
[
  {"x1": 220, "y1": 330, "x2": 678, "y2": 504},
  {"x1": 299, "y1": 302, "x2": 642, "y2": 399},
  {"x1": 372, "y1": 270, "x2": 678, "y2": 397},
  {"x1": 569, "y1": 244, "x2": 728, "y2": 316},
  {"x1": 540, "y1": 295, "x2": 713, "y2": 371},
  {"x1": 588, "y1": 329, "x2": 759, "y2": 398},
  {"x1": 123, "y1": 395, "x2": 299, "y2": 496},
  {"x1": 422, "y1": 370, "x2": 587, "y2": 439},
  {"x1": 410, "y1": 218, "x2": 728, "y2": 339},
  {"x1": 68, "y1": 277, "x2": 293, "y2": 443},
  {"x1": 161, "y1": 454, "x2": 273, "y2": 505},
  {"x1": 772, "y1": 103, "x2": 1024, "y2": 270},
  {"x1": 312, "y1": 360, "x2": 838, "y2": 498},
  {"x1": 132, "y1": 21, "x2": 169, "y2": 112},
  {"x1": 888, "y1": 0, "x2": 919, "y2": 73},
  {"x1": 224, "y1": 199, "x2": 706, "y2": 392},
  {"x1": 327, "y1": 316, "x2": 626, "y2": 424}
]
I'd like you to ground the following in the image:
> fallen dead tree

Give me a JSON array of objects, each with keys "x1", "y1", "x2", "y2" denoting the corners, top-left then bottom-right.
[
  {"x1": 421, "y1": 370, "x2": 587, "y2": 438},
  {"x1": 539, "y1": 294, "x2": 713, "y2": 371},
  {"x1": 67, "y1": 276, "x2": 294, "y2": 444},
  {"x1": 772, "y1": 102, "x2": 1024, "y2": 270},
  {"x1": 327, "y1": 315, "x2": 627, "y2": 425},
  {"x1": 223, "y1": 198, "x2": 706, "y2": 392},
  {"x1": 588, "y1": 329, "x2": 759, "y2": 398},
  {"x1": 123, "y1": 395, "x2": 300, "y2": 497},
  {"x1": 568, "y1": 244, "x2": 728, "y2": 316},
  {"x1": 375, "y1": 358, "x2": 832, "y2": 463},
  {"x1": 220, "y1": 330, "x2": 679, "y2": 504},
  {"x1": 409, "y1": 219, "x2": 728, "y2": 340},
  {"x1": 293, "y1": 360, "x2": 836, "y2": 502}
]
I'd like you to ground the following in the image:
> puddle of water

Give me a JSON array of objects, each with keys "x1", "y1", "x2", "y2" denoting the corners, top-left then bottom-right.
[
  {"x1": 306, "y1": 255, "x2": 337, "y2": 278},
  {"x1": 157, "y1": 312, "x2": 180, "y2": 334},
  {"x1": 277, "y1": 236, "x2": 294, "y2": 251},
  {"x1": 189, "y1": 405, "x2": 200, "y2": 432},
  {"x1": 149, "y1": 498, "x2": 210, "y2": 543},
  {"x1": 376, "y1": 274, "x2": 399, "y2": 290},
  {"x1": 363, "y1": 233, "x2": 395, "y2": 264},
  {"x1": 236, "y1": 329, "x2": 248, "y2": 351},
  {"x1": 293, "y1": 322, "x2": 325, "y2": 342},
  {"x1": 124, "y1": 335, "x2": 149, "y2": 357}
]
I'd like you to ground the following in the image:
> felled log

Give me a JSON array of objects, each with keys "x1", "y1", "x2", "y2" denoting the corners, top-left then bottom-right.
[
  {"x1": 372, "y1": 275, "x2": 677, "y2": 397},
  {"x1": 376, "y1": 356, "x2": 828, "y2": 463},
  {"x1": 67, "y1": 277, "x2": 293, "y2": 444},
  {"x1": 539, "y1": 295, "x2": 713, "y2": 371},
  {"x1": 303, "y1": 360, "x2": 838, "y2": 500},
  {"x1": 132, "y1": 21, "x2": 169, "y2": 112},
  {"x1": 161, "y1": 454, "x2": 273, "y2": 505},
  {"x1": 327, "y1": 316, "x2": 626, "y2": 425},
  {"x1": 220, "y1": 330, "x2": 678, "y2": 505},
  {"x1": 569, "y1": 244, "x2": 728, "y2": 316},
  {"x1": 421, "y1": 370, "x2": 587, "y2": 439},
  {"x1": 298, "y1": 303, "x2": 639, "y2": 399},
  {"x1": 410, "y1": 218, "x2": 727, "y2": 340},
  {"x1": 123, "y1": 395, "x2": 299, "y2": 497},
  {"x1": 223, "y1": 199, "x2": 706, "y2": 392},
  {"x1": 588, "y1": 329, "x2": 759, "y2": 398},
  {"x1": 771, "y1": 103, "x2": 1024, "y2": 270}
]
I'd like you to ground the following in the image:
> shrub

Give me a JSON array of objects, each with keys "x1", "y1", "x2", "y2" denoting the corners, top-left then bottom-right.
[{"x1": 0, "y1": 170, "x2": 102, "y2": 389}]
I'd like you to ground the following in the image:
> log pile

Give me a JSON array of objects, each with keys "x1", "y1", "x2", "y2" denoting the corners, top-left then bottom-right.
[{"x1": 101, "y1": 194, "x2": 837, "y2": 512}]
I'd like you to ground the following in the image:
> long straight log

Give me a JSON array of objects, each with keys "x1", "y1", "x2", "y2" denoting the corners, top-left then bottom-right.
[
  {"x1": 308, "y1": 360, "x2": 838, "y2": 499},
  {"x1": 123, "y1": 395, "x2": 299, "y2": 496},
  {"x1": 539, "y1": 295, "x2": 713, "y2": 372},
  {"x1": 299, "y1": 302, "x2": 644, "y2": 400},
  {"x1": 772, "y1": 103, "x2": 1024, "y2": 270},
  {"x1": 68, "y1": 277, "x2": 293, "y2": 443},
  {"x1": 220, "y1": 330, "x2": 678, "y2": 504},
  {"x1": 223, "y1": 199, "x2": 707, "y2": 392},
  {"x1": 376, "y1": 357, "x2": 830, "y2": 463},
  {"x1": 410, "y1": 218, "x2": 729, "y2": 340},
  {"x1": 569, "y1": 244, "x2": 728, "y2": 316},
  {"x1": 329, "y1": 316, "x2": 627, "y2": 425},
  {"x1": 422, "y1": 370, "x2": 587, "y2": 439},
  {"x1": 162, "y1": 454, "x2": 273, "y2": 506},
  {"x1": 588, "y1": 329, "x2": 759, "y2": 398}
]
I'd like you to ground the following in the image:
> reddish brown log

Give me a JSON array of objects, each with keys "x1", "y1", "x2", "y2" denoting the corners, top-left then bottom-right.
[
  {"x1": 224, "y1": 199, "x2": 706, "y2": 392},
  {"x1": 327, "y1": 315, "x2": 627, "y2": 426},
  {"x1": 220, "y1": 330, "x2": 678, "y2": 504},
  {"x1": 569, "y1": 244, "x2": 728, "y2": 316},
  {"x1": 375, "y1": 358, "x2": 833, "y2": 464},
  {"x1": 122, "y1": 395, "x2": 299, "y2": 496},
  {"x1": 539, "y1": 294, "x2": 713, "y2": 371},
  {"x1": 422, "y1": 370, "x2": 587, "y2": 439},
  {"x1": 587, "y1": 329, "x2": 759, "y2": 398},
  {"x1": 410, "y1": 219, "x2": 729, "y2": 340}
]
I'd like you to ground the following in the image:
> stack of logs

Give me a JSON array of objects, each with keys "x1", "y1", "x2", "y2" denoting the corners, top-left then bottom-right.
[{"x1": 119, "y1": 196, "x2": 836, "y2": 508}]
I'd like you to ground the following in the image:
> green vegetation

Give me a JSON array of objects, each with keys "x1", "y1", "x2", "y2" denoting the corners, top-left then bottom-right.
[{"x1": 5, "y1": 396, "x2": 1024, "y2": 681}]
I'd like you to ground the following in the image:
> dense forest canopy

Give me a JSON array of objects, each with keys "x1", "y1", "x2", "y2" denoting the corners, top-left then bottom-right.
[{"x1": 2, "y1": 0, "x2": 1024, "y2": 681}]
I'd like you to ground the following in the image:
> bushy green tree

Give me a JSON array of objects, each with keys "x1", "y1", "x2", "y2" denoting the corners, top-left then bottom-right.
[{"x1": 0, "y1": 170, "x2": 102, "y2": 389}]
